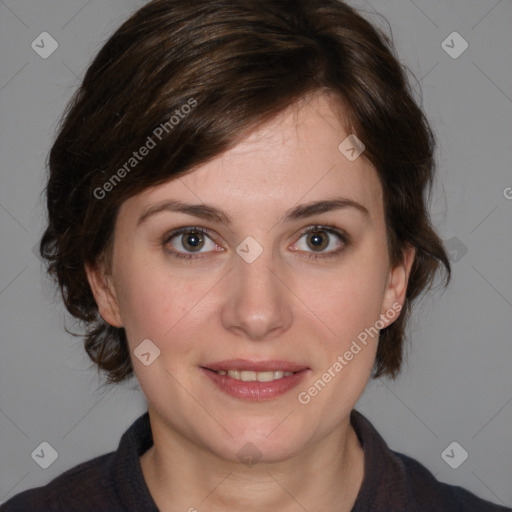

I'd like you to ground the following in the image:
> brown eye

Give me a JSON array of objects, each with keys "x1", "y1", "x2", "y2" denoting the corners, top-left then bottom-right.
[
  {"x1": 294, "y1": 225, "x2": 349, "y2": 260},
  {"x1": 180, "y1": 231, "x2": 205, "y2": 252},
  {"x1": 306, "y1": 230, "x2": 329, "y2": 251},
  {"x1": 163, "y1": 227, "x2": 219, "y2": 260}
]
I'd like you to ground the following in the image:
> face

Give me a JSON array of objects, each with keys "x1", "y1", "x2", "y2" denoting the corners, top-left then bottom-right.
[{"x1": 87, "y1": 92, "x2": 414, "y2": 463}]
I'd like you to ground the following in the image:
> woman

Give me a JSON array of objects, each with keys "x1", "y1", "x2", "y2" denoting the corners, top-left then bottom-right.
[{"x1": 2, "y1": 0, "x2": 509, "y2": 511}]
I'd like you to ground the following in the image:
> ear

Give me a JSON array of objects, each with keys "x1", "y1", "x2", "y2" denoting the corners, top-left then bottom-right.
[
  {"x1": 84, "y1": 260, "x2": 123, "y2": 328},
  {"x1": 380, "y1": 244, "x2": 416, "y2": 326}
]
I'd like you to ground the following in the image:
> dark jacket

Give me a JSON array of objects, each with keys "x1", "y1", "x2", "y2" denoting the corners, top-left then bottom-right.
[{"x1": 2, "y1": 410, "x2": 510, "y2": 511}]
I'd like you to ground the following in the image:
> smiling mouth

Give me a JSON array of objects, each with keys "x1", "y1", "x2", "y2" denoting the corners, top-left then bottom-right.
[
  {"x1": 205, "y1": 369, "x2": 297, "y2": 382},
  {"x1": 200, "y1": 363, "x2": 309, "y2": 400}
]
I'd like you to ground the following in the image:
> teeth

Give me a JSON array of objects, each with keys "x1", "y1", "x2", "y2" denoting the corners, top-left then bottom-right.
[{"x1": 217, "y1": 370, "x2": 295, "y2": 381}]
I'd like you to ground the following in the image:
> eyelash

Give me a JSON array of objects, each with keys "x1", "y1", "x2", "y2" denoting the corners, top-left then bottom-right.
[{"x1": 162, "y1": 225, "x2": 350, "y2": 262}]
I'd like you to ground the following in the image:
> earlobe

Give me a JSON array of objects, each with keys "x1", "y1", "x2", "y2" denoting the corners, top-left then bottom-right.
[
  {"x1": 381, "y1": 244, "x2": 416, "y2": 325},
  {"x1": 84, "y1": 261, "x2": 123, "y2": 328}
]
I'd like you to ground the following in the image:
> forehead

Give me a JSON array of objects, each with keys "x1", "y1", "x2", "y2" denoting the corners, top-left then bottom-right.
[{"x1": 121, "y1": 93, "x2": 383, "y2": 224}]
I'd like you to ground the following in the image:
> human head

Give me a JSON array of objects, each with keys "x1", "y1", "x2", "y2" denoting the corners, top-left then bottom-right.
[{"x1": 40, "y1": 0, "x2": 451, "y2": 386}]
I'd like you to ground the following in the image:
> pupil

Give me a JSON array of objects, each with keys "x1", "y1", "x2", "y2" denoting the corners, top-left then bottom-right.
[
  {"x1": 309, "y1": 231, "x2": 327, "y2": 251},
  {"x1": 184, "y1": 232, "x2": 203, "y2": 251}
]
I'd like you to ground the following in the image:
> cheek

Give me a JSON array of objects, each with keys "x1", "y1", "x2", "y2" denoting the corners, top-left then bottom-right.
[
  {"x1": 296, "y1": 261, "x2": 385, "y2": 413},
  {"x1": 115, "y1": 256, "x2": 212, "y2": 358},
  {"x1": 114, "y1": 258, "x2": 177, "y2": 341},
  {"x1": 304, "y1": 254, "x2": 388, "y2": 343}
]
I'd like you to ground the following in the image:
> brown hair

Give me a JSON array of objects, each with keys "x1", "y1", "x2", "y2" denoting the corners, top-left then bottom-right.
[{"x1": 40, "y1": 0, "x2": 451, "y2": 384}]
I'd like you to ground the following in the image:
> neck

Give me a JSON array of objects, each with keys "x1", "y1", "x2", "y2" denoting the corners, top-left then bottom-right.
[{"x1": 140, "y1": 411, "x2": 365, "y2": 512}]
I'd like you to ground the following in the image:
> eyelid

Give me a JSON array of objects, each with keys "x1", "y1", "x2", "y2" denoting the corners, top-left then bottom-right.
[{"x1": 296, "y1": 224, "x2": 349, "y2": 242}]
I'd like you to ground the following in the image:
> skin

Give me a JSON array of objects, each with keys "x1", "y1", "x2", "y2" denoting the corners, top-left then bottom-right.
[{"x1": 86, "y1": 92, "x2": 415, "y2": 512}]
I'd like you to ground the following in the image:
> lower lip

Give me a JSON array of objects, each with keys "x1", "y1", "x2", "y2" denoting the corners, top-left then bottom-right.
[{"x1": 200, "y1": 368, "x2": 309, "y2": 400}]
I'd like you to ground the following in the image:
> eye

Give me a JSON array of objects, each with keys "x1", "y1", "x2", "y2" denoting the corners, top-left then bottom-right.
[
  {"x1": 162, "y1": 224, "x2": 349, "y2": 262},
  {"x1": 163, "y1": 227, "x2": 221, "y2": 260},
  {"x1": 292, "y1": 225, "x2": 349, "y2": 259}
]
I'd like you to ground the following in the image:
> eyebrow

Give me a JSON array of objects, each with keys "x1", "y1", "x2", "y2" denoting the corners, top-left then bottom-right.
[{"x1": 137, "y1": 197, "x2": 370, "y2": 226}]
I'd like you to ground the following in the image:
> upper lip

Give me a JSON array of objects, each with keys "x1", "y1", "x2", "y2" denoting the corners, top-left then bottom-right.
[{"x1": 203, "y1": 359, "x2": 309, "y2": 372}]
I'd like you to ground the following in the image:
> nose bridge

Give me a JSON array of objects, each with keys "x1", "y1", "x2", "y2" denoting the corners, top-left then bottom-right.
[
  {"x1": 221, "y1": 235, "x2": 291, "y2": 340},
  {"x1": 237, "y1": 238, "x2": 276, "y2": 294}
]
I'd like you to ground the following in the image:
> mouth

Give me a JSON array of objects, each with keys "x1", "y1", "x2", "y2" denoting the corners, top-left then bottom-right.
[
  {"x1": 200, "y1": 359, "x2": 310, "y2": 400},
  {"x1": 202, "y1": 359, "x2": 308, "y2": 380},
  {"x1": 206, "y1": 369, "x2": 296, "y2": 382}
]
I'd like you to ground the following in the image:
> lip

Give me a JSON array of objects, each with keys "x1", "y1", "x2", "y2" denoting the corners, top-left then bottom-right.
[
  {"x1": 200, "y1": 360, "x2": 310, "y2": 401},
  {"x1": 203, "y1": 359, "x2": 309, "y2": 372}
]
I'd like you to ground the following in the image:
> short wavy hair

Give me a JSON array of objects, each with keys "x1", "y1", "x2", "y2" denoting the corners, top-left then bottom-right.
[{"x1": 40, "y1": 0, "x2": 451, "y2": 384}]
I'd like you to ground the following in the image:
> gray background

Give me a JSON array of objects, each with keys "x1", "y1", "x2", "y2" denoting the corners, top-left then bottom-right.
[{"x1": 1, "y1": 0, "x2": 511, "y2": 507}]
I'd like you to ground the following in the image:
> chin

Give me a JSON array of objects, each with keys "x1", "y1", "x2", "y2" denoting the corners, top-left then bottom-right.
[{"x1": 201, "y1": 419, "x2": 309, "y2": 464}]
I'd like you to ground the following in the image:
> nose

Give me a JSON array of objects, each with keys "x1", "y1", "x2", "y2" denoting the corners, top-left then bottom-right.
[{"x1": 220, "y1": 243, "x2": 293, "y2": 342}]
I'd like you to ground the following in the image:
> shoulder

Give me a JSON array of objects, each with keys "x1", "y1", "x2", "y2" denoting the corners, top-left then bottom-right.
[
  {"x1": 1, "y1": 451, "x2": 119, "y2": 512},
  {"x1": 1, "y1": 411, "x2": 155, "y2": 512},
  {"x1": 350, "y1": 410, "x2": 510, "y2": 512},
  {"x1": 394, "y1": 450, "x2": 510, "y2": 512}
]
